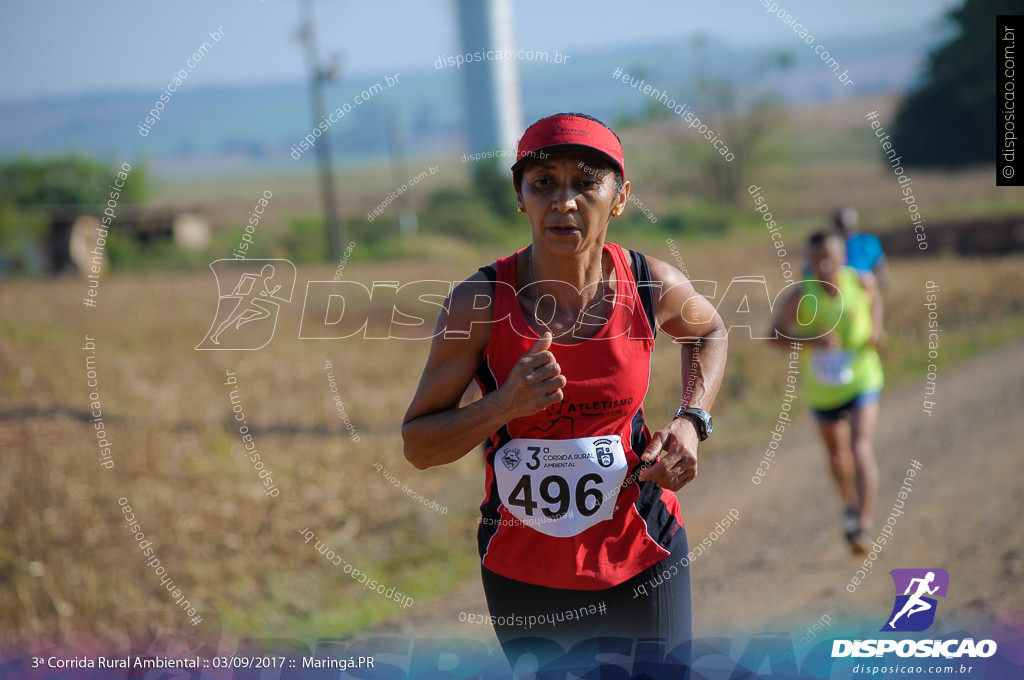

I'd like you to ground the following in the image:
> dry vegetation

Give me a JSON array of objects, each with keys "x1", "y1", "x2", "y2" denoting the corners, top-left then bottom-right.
[{"x1": 3, "y1": 245, "x2": 1022, "y2": 648}]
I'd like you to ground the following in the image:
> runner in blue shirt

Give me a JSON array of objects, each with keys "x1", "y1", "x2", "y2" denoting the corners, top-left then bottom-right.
[{"x1": 834, "y1": 208, "x2": 890, "y2": 290}]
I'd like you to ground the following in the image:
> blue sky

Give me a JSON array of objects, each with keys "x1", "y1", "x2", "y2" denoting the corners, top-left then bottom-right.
[{"x1": 1, "y1": 0, "x2": 960, "y2": 102}]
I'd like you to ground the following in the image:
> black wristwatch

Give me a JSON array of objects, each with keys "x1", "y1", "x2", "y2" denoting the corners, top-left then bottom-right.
[{"x1": 674, "y1": 407, "x2": 713, "y2": 441}]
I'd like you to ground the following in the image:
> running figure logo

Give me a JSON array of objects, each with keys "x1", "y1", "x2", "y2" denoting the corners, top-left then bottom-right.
[
  {"x1": 881, "y1": 568, "x2": 949, "y2": 632},
  {"x1": 196, "y1": 260, "x2": 296, "y2": 350}
]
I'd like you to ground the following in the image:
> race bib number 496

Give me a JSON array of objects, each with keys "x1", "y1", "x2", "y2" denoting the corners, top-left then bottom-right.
[{"x1": 495, "y1": 436, "x2": 628, "y2": 538}]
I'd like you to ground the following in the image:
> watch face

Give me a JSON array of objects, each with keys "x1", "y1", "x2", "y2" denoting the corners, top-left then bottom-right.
[
  {"x1": 679, "y1": 409, "x2": 711, "y2": 440},
  {"x1": 694, "y1": 411, "x2": 711, "y2": 440}
]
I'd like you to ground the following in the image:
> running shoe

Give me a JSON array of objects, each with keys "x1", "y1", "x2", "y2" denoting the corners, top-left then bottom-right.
[{"x1": 843, "y1": 507, "x2": 868, "y2": 554}]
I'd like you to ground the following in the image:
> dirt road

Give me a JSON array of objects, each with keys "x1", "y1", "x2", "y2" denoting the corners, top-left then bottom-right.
[{"x1": 382, "y1": 339, "x2": 1024, "y2": 644}]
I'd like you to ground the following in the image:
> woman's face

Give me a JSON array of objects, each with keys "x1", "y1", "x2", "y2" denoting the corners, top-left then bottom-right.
[{"x1": 516, "y1": 150, "x2": 629, "y2": 257}]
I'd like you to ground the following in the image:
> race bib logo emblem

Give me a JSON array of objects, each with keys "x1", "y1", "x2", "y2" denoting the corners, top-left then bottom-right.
[
  {"x1": 594, "y1": 438, "x2": 615, "y2": 468},
  {"x1": 881, "y1": 568, "x2": 949, "y2": 632},
  {"x1": 500, "y1": 448, "x2": 521, "y2": 471},
  {"x1": 196, "y1": 260, "x2": 296, "y2": 350}
]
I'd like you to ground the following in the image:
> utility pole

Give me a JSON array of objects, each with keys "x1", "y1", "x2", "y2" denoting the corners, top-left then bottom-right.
[
  {"x1": 385, "y1": 108, "x2": 417, "y2": 236},
  {"x1": 297, "y1": 0, "x2": 343, "y2": 260}
]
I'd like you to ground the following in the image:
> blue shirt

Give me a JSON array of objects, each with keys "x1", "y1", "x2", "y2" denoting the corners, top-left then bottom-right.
[{"x1": 846, "y1": 233, "x2": 884, "y2": 273}]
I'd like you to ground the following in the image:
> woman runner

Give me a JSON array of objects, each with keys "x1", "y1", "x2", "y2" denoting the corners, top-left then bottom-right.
[{"x1": 403, "y1": 113, "x2": 728, "y2": 668}]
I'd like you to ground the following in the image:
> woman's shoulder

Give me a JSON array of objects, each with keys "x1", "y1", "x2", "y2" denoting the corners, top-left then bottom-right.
[
  {"x1": 432, "y1": 268, "x2": 499, "y2": 346},
  {"x1": 452, "y1": 264, "x2": 499, "y2": 300},
  {"x1": 618, "y1": 247, "x2": 682, "y2": 286}
]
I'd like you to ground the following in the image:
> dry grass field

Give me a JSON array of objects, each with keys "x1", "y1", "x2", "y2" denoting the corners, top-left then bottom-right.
[
  {"x1": 3, "y1": 93, "x2": 1024, "y2": 651},
  {"x1": 2, "y1": 241, "x2": 1022, "y2": 648}
]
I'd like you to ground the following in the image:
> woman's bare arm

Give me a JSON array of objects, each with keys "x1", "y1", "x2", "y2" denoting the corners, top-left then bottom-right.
[
  {"x1": 402, "y1": 272, "x2": 566, "y2": 469},
  {"x1": 636, "y1": 257, "x2": 728, "y2": 491}
]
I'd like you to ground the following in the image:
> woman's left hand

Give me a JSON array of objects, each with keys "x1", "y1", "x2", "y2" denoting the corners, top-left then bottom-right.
[{"x1": 637, "y1": 417, "x2": 700, "y2": 491}]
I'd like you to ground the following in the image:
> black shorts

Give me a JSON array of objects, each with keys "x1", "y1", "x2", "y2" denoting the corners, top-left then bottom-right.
[
  {"x1": 480, "y1": 525, "x2": 692, "y2": 672},
  {"x1": 812, "y1": 390, "x2": 881, "y2": 423}
]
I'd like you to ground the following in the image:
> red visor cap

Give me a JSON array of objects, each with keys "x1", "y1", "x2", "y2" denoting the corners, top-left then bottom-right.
[{"x1": 510, "y1": 115, "x2": 625, "y2": 181}]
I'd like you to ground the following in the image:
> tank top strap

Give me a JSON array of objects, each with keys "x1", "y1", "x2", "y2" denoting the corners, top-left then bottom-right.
[
  {"x1": 601, "y1": 243, "x2": 643, "y2": 323},
  {"x1": 492, "y1": 248, "x2": 527, "y2": 321}
]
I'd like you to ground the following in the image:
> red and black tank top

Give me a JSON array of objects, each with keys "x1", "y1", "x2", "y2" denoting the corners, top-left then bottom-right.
[{"x1": 474, "y1": 242, "x2": 683, "y2": 590}]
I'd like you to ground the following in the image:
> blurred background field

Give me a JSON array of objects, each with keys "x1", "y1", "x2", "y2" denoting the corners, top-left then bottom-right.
[{"x1": 2, "y1": 0, "x2": 1023, "y2": 654}]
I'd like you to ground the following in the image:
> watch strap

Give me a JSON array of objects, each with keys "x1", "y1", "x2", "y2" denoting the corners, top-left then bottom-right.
[{"x1": 674, "y1": 407, "x2": 712, "y2": 441}]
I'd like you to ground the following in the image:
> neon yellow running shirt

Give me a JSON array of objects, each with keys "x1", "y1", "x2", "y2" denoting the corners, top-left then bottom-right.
[{"x1": 797, "y1": 267, "x2": 884, "y2": 410}]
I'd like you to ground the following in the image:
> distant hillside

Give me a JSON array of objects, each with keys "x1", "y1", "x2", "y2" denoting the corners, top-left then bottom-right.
[{"x1": 0, "y1": 30, "x2": 936, "y2": 177}]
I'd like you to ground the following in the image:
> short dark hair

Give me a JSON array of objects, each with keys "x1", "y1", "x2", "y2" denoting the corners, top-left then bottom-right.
[{"x1": 808, "y1": 230, "x2": 843, "y2": 249}]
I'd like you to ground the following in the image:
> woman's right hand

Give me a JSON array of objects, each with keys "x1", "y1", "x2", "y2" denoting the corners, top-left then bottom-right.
[{"x1": 496, "y1": 332, "x2": 566, "y2": 419}]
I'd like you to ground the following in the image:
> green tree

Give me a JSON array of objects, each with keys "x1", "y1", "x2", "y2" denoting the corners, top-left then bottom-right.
[
  {"x1": 891, "y1": 0, "x2": 1018, "y2": 168},
  {"x1": 0, "y1": 155, "x2": 149, "y2": 273},
  {"x1": 0, "y1": 154, "x2": 148, "y2": 207}
]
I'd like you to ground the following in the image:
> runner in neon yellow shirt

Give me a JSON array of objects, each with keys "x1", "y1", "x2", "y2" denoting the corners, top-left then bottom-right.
[{"x1": 771, "y1": 231, "x2": 885, "y2": 553}]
